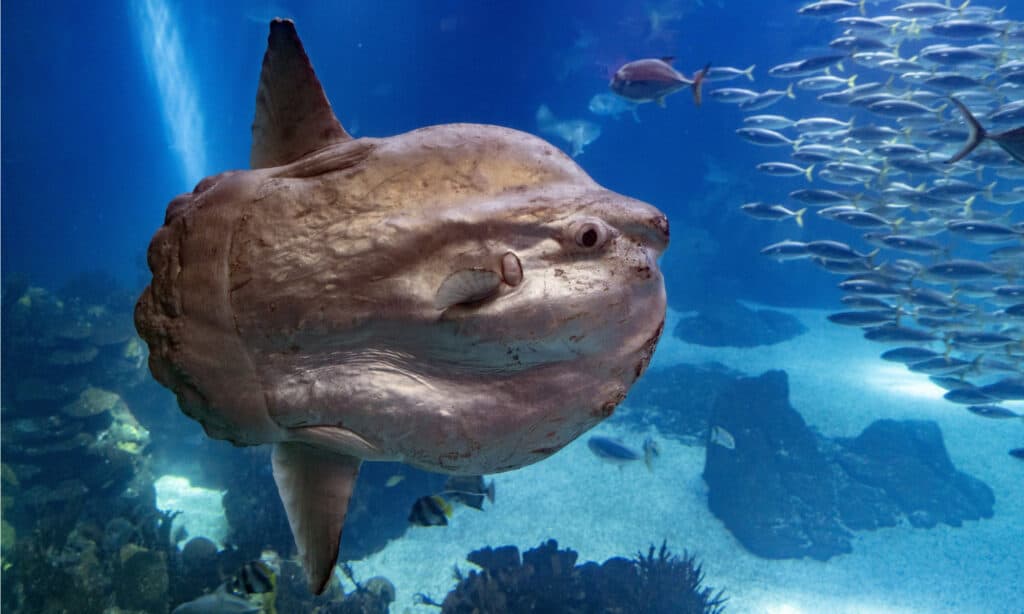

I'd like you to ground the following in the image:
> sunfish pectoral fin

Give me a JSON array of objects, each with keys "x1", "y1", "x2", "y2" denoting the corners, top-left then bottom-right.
[
  {"x1": 434, "y1": 269, "x2": 502, "y2": 310},
  {"x1": 250, "y1": 19, "x2": 352, "y2": 170},
  {"x1": 271, "y1": 442, "x2": 361, "y2": 594}
]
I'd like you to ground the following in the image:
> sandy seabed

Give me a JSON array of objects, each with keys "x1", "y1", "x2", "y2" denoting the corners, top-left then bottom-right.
[{"x1": 347, "y1": 306, "x2": 1024, "y2": 614}]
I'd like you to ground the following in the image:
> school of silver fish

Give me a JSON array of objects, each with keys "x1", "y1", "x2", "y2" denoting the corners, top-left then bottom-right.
[{"x1": 715, "y1": 0, "x2": 1024, "y2": 455}]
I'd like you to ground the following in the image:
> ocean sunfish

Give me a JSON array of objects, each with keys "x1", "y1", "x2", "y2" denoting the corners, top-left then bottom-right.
[{"x1": 135, "y1": 19, "x2": 668, "y2": 594}]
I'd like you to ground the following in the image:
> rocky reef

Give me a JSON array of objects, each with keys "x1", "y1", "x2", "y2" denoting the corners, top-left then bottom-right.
[
  {"x1": 435, "y1": 539, "x2": 726, "y2": 614},
  {"x1": 702, "y1": 370, "x2": 994, "y2": 560},
  {"x1": 1, "y1": 274, "x2": 405, "y2": 613},
  {"x1": 623, "y1": 363, "x2": 995, "y2": 561},
  {"x1": 623, "y1": 361, "x2": 743, "y2": 442},
  {"x1": 672, "y1": 299, "x2": 807, "y2": 348},
  {"x1": 1, "y1": 274, "x2": 170, "y2": 612}
]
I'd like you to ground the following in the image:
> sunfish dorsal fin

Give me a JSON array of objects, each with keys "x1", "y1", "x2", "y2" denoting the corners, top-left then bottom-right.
[
  {"x1": 251, "y1": 19, "x2": 351, "y2": 169},
  {"x1": 272, "y1": 442, "x2": 361, "y2": 594}
]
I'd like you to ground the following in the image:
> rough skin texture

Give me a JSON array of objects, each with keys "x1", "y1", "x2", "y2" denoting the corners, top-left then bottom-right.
[{"x1": 136, "y1": 123, "x2": 668, "y2": 474}]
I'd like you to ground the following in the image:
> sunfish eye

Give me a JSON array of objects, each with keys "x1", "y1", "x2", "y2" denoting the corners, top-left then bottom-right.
[{"x1": 574, "y1": 221, "x2": 608, "y2": 249}]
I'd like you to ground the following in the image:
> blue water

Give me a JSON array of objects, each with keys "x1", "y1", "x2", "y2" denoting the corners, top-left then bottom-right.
[{"x1": 2, "y1": 0, "x2": 861, "y2": 305}]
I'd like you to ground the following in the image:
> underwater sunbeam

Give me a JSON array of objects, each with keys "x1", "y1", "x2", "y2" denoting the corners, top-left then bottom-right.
[{"x1": 136, "y1": 0, "x2": 206, "y2": 187}]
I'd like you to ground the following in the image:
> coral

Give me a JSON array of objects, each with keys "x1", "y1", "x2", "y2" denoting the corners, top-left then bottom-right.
[
  {"x1": 115, "y1": 546, "x2": 169, "y2": 613},
  {"x1": 630, "y1": 543, "x2": 727, "y2": 614},
  {"x1": 439, "y1": 539, "x2": 726, "y2": 614},
  {"x1": 0, "y1": 276, "x2": 175, "y2": 614},
  {"x1": 62, "y1": 386, "x2": 126, "y2": 418}
]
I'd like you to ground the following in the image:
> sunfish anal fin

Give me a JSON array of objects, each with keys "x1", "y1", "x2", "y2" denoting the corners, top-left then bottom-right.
[
  {"x1": 251, "y1": 19, "x2": 351, "y2": 169},
  {"x1": 271, "y1": 442, "x2": 361, "y2": 594}
]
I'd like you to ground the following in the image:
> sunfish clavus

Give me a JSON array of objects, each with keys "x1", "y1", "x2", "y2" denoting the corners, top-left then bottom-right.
[{"x1": 135, "y1": 19, "x2": 668, "y2": 594}]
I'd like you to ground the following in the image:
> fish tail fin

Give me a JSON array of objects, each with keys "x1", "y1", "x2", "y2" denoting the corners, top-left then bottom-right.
[
  {"x1": 847, "y1": 74, "x2": 857, "y2": 88},
  {"x1": 946, "y1": 97, "x2": 987, "y2": 164},
  {"x1": 744, "y1": 64, "x2": 756, "y2": 81},
  {"x1": 785, "y1": 82, "x2": 795, "y2": 100},
  {"x1": 486, "y1": 480, "x2": 495, "y2": 503},
  {"x1": 794, "y1": 207, "x2": 807, "y2": 228},
  {"x1": 892, "y1": 217, "x2": 904, "y2": 231},
  {"x1": 963, "y1": 194, "x2": 976, "y2": 218},
  {"x1": 691, "y1": 63, "x2": 711, "y2": 106},
  {"x1": 804, "y1": 164, "x2": 814, "y2": 182},
  {"x1": 432, "y1": 495, "x2": 453, "y2": 518},
  {"x1": 859, "y1": 0, "x2": 866, "y2": 16}
]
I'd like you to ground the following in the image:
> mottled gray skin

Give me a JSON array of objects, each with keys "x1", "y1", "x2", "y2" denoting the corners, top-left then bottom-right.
[
  {"x1": 135, "y1": 18, "x2": 668, "y2": 594},
  {"x1": 138, "y1": 125, "x2": 667, "y2": 472}
]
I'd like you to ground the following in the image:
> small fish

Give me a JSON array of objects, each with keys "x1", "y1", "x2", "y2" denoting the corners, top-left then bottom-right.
[
  {"x1": 738, "y1": 84, "x2": 796, "y2": 111},
  {"x1": 944, "y1": 387, "x2": 997, "y2": 405},
  {"x1": 709, "y1": 425, "x2": 735, "y2": 450},
  {"x1": 881, "y1": 347, "x2": 940, "y2": 364},
  {"x1": 743, "y1": 114, "x2": 795, "y2": 129},
  {"x1": 761, "y1": 240, "x2": 810, "y2": 261},
  {"x1": 409, "y1": 495, "x2": 452, "y2": 527},
  {"x1": 797, "y1": 73, "x2": 857, "y2": 91},
  {"x1": 769, "y1": 57, "x2": 845, "y2": 78},
  {"x1": 828, "y1": 310, "x2": 897, "y2": 327},
  {"x1": 979, "y1": 378, "x2": 1024, "y2": 401},
  {"x1": 789, "y1": 188, "x2": 853, "y2": 206},
  {"x1": 797, "y1": 0, "x2": 862, "y2": 17},
  {"x1": 879, "y1": 235, "x2": 944, "y2": 255},
  {"x1": 443, "y1": 475, "x2": 495, "y2": 510},
  {"x1": 923, "y1": 260, "x2": 1002, "y2": 282},
  {"x1": 228, "y1": 560, "x2": 276, "y2": 596},
  {"x1": 862, "y1": 324, "x2": 937, "y2": 343},
  {"x1": 385, "y1": 474, "x2": 405, "y2": 487},
  {"x1": 709, "y1": 87, "x2": 760, "y2": 103},
  {"x1": 966, "y1": 405, "x2": 1021, "y2": 419},
  {"x1": 1010, "y1": 448, "x2": 1024, "y2": 461},
  {"x1": 806, "y1": 240, "x2": 876, "y2": 262},
  {"x1": 171, "y1": 585, "x2": 260, "y2": 614},
  {"x1": 703, "y1": 64, "x2": 756, "y2": 82},
  {"x1": 587, "y1": 436, "x2": 642, "y2": 464},
  {"x1": 908, "y1": 356, "x2": 974, "y2": 376},
  {"x1": 838, "y1": 279, "x2": 900, "y2": 296},
  {"x1": 642, "y1": 435, "x2": 660, "y2": 471},
  {"x1": 735, "y1": 127, "x2": 795, "y2": 146},
  {"x1": 610, "y1": 57, "x2": 710, "y2": 106},
  {"x1": 741, "y1": 202, "x2": 807, "y2": 226},
  {"x1": 588, "y1": 92, "x2": 640, "y2": 123},
  {"x1": 536, "y1": 105, "x2": 601, "y2": 157},
  {"x1": 756, "y1": 162, "x2": 814, "y2": 181}
]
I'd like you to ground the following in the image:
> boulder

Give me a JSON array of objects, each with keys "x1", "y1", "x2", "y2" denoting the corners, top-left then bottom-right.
[
  {"x1": 704, "y1": 370, "x2": 995, "y2": 560},
  {"x1": 703, "y1": 370, "x2": 852, "y2": 560},
  {"x1": 674, "y1": 300, "x2": 806, "y2": 348}
]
